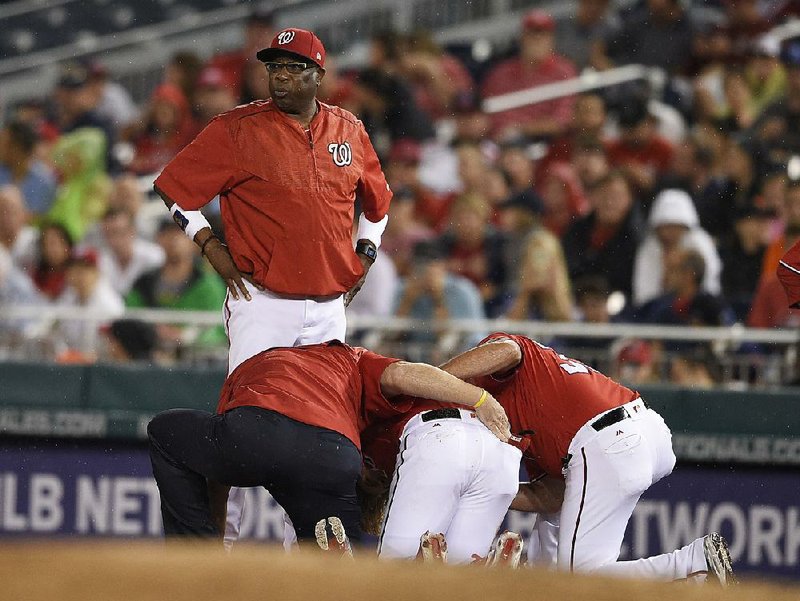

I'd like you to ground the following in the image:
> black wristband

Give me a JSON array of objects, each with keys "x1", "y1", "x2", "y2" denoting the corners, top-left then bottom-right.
[
  {"x1": 355, "y1": 239, "x2": 377, "y2": 263},
  {"x1": 199, "y1": 235, "x2": 219, "y2": 256}
]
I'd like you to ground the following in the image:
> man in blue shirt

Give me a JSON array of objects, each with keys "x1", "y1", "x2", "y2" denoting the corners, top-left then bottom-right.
[{"x1": 0, "y1": 121, "x2": 56, "y2": 216}]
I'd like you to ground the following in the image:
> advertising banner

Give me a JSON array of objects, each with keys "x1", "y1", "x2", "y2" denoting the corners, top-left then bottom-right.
[{"x1": 1, "y1": 441, "x2": 797, "y2": 579}]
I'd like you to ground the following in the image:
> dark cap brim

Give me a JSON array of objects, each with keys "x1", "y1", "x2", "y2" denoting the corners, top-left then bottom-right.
[{"x1": 256, "y1": 47, "x2": 321, "y2": 67}]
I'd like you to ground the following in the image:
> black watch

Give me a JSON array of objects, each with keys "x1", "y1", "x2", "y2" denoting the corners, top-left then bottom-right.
[{"x1": 355, "y1": 240, "x2": 378, "y2": 263}]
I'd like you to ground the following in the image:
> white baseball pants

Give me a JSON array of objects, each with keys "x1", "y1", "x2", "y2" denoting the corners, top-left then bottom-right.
[
  {"x1": 224, "y1": 280, "x2": 346, "y2": 375},
  {"x1": 222, "y1": 280, "x2": 346, "y2": 549},
  {"x1": 559, "y1": 398, "x2": 708, "y2": 579},
  {"x1": 378, "y1": 409, "x2": 522, "y2": 564}
]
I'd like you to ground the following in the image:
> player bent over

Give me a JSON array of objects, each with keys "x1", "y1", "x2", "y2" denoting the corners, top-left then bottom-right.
[
  {"x1": 441, "y1": 333, "x2": 736, "y2": 585},
  {"x1": 147, "y1": 341, "x2": 510, "y2": 547},
  {"x1": 353, "y1": 394, "x2": 565, "y2": 564}
]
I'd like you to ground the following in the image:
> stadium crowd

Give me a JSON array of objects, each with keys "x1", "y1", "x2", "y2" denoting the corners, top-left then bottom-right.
[{"x1": 1, "y1": 0, "x2": 800, "y2": 386}]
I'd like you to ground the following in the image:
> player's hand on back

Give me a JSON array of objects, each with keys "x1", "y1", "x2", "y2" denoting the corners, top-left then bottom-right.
[
  {"x1": 475, "y1": 393, "x2": 511, "y2": 443},
  {"x1": 202, "y1": 237, "x2": 254, "y2": 301}
]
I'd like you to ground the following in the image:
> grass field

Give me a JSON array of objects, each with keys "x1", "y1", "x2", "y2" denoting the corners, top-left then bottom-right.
[{"x1": 2, "y1": 543, "x2": 798, "y2": 601}]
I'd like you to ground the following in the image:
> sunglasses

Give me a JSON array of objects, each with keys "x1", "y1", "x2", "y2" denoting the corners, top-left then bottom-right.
[{"x1": 264, "y1": 61, "x2": 314, "y2": 74}]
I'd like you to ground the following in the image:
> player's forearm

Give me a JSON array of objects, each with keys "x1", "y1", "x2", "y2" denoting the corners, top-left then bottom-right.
[
  {"x1": 439, "y1": 340, "x2": 521, "y2": 381},
  {"x1": 380, "y1": 361, "x2": 484, "y2": 407},
  {"x1": 509, "y1": 477, "x2": 565, "y2": 513}
]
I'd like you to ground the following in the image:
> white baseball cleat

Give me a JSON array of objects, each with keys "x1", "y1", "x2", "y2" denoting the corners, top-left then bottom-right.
[
  {"x1": 703, "y1": 532, "x2": 736, "y2": 586},
  {"x1": 417, "y1": 531, "x2": 448, "y2": 563},
  {"x1": 314, "y1": 516, "x2": 353, "y2": 557},
  {"x1": 486, "y1": 531, "x2": 524, "y2": 568}
]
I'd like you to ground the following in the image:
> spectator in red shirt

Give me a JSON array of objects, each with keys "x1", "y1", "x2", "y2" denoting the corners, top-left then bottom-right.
[
  {"x1": 125, "y1": 84, "x2": 197, "y2": 176},
  {"x1": 206, "y1": 5, "x2": 276, "y2": 104},
  {"x1": 163, "y1": 50, "x2": 204, "y2": 108},
  {"x1": 498, "y1": 142, "x2": 536, "y2": 194},
  {"x1": 539, "y1": 93, "x2": 608, "y2": 173},
  {"x1": 606, "y1": 99, "x2": 674, "y2": 195},
  {"x1": 384, "y1": 139, "x2": 454, "y2": 233},
  {"x1": 397, "y1": 31, "x2": 475, "y2": 121},
  {"x1": 481, "y1": 11, "x2": 577, "y2": 141},
  {"x1": 571, "y1": 138, "x2": 612, "y2": 190},
  {"x1": 748, "y1": 183, "x2": 800, "y2": 328},
  {"x1": 380, "y1": 190, "x2": 434, "y2": 278},
  {"x1": 193, "y1": 67, "x2": 239, "y2": 126},
  {"x1": 777, "y1": 237, "x2": 800, "y2": 309},
  {"x1": 536, "y1": 161, "x2": 589, "y2": 237}
]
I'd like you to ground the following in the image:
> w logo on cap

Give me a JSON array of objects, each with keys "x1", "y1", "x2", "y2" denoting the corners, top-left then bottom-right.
[{"x1": 277, "y1": 30, "x2": 295, "y2": 44}]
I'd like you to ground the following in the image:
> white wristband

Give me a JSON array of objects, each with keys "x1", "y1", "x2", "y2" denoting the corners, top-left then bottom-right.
[
  {"x1": 356, "y1": 213, "x2": 388, "y2": 249},
  {"x1": 170, "y1": 203, "x2": 211, "y2": 241}
]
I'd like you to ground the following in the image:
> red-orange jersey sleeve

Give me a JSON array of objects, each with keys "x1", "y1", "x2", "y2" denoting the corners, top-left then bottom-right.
[
  {"x1": 154, "y1": 116, "x2": 250, "y2": 210},
  {"x1": 356, "y1": 123, "x2": 392, "y2": 222},
  {"x1": 355, "y1": 349, "x2": 410, "y2": 425}
]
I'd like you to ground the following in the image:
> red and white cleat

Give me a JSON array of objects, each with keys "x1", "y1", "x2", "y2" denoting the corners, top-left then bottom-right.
[
  {"x1": 417, "y1": 531, "x2": 448, "y2": 563},
  {"x1": 486, "y1": 531, "x2": 524, "y2": 568},
  {"x1": 315, "y1": 517, "x2": 353, "y2": 557}
]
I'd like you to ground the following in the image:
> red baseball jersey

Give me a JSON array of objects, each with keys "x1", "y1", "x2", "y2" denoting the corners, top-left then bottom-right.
[
  {"x1": 475, "y1": 333, "x2": 638, "y2": 478},
  {"x1": 217, "y1": 341, "x2": 407, "y2": 450},
  {"x1": 778, "y1": 238, "x2": 800, "y2": 309},
  {"x1": 154, "y1": 99, "x2": 392, "y2": 296}
]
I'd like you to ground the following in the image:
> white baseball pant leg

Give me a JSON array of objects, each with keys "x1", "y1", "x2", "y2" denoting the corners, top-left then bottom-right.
[
  {"x1": 527, "y1": 512, "x2": 560, "y2": 568},
  {"x1": 559, "y1": 399, "x2": 708, "y2": 579},
  {"x1": 222, "y1": 281, "x2": 346, "y2": 549},
  {"x1": 378, "y1": 409, "x2": 522, "y2": 564}
]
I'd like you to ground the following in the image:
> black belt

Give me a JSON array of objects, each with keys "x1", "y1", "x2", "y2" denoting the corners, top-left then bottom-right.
[
  {"x1": 421, "y1": 408, "x2": 461, "y2": 422},
  {"x1": 591, "y1": 399, "x2": 649, "y2": 432}
]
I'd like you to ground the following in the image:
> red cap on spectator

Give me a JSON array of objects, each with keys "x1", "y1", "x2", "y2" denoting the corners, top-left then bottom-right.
[
  {"x1": 778, "y1": 238, "x2": 800, "y2": 309},
  {"x1": 196, "y1": 66, "x2": 235, "y2": 89},
  {"x1": 389, "y1": 139, "x2": 422, "y2": 164},
  {"x1": 68, "y1": 247, "x2": 98, "y2": 268},
  {"x1": 523, "y1": 10, "x2": 555, "y2": 32},
  {"x1": 256, "y1": 28, "x2": 326, "y2": 69}
]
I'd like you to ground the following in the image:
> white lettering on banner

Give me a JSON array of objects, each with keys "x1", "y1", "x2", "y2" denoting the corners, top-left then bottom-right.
[
  {"x1": 785, "y1": 508, "x2": 800, "y2": 565},
  {"x1": 673, "y1": 434, "x2": 800, "y2": 465},
  {"x1": 113, "y1": 477, "x2": 144, "y2": 535},
  {"x1": 76, "y1": 476, "x2": 110, "y2": 533},
  {"x1": 630, "y1": 500, "x2": 658, "y2": 558},
  {"x1": 750, "y1": 505, "x2": 784, "y2": 565},
  {"x1": 30, "y1": 475, "x2": 63, "y2": 531},
  {"x1": 708, "y1": 503, "x2": 747, "y2": 560},
  {"x1": 1, "y1": 474, "x2": 27, "y2": 530},
  {"x1": 628, "y1": 501, "x2": 800, "y2": 567},
  {"x1": 656, "y1": 502, "x2": 709, "y2": 555},
  {"x1": 0, "y1": 409, "x2": 107, "y2": 437}
]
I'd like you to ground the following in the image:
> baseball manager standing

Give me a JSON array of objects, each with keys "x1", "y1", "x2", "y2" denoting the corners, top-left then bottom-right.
[
  {"x1": 153, "y1": 27, "x2": 392, "y2": 546},
  {"x1": 154, "y1": 27, "x2": 391, "y2": 375}
]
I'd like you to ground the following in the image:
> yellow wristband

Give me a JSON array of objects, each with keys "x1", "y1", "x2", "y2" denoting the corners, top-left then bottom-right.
[{"x1": 474, "y1": 389, "x2": 488, "y2": 408}]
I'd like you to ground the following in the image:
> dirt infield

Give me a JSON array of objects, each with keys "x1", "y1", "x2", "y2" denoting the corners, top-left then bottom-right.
[{"x1": 1, "y1": 543, "x2": 797, "y2": 601}]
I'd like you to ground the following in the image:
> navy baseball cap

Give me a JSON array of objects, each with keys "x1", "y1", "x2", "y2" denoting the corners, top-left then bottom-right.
[{"x1": 257, "y1": 28, "x2": 326, "y2": 69}]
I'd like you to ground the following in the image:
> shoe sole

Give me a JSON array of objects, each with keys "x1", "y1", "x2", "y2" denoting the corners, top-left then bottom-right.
[
  {"x1": 488, "y1": 532, "x2": 523, "y2": 568},
  {"x1": 327, "y1": 517, "x2": 352, "y2": 555},
  {"x1": 315, "y1": 517, "x2": 352, "y2": 556},
  {"x1": 704, "y1": 533, "x2": 736, "y2": 586},
  {"x1": 419, "y1": 531, "x2": 447, "y2": 563},
  {"x1": 315, "y1": 518, "x2": 329, "y2": 551}
]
